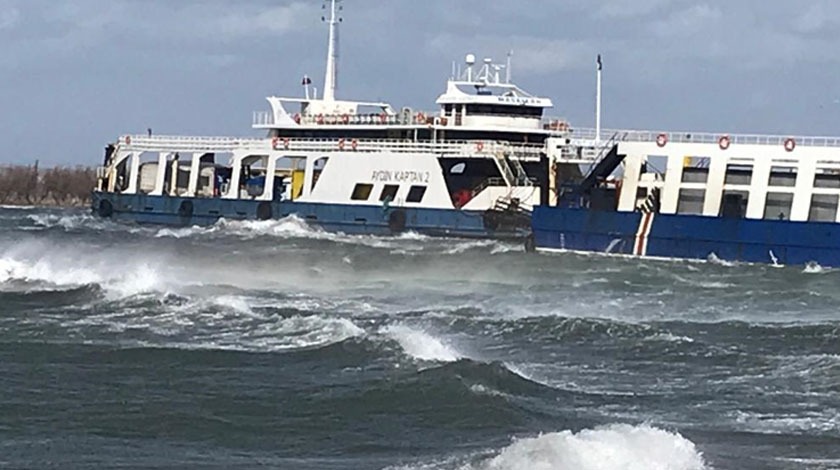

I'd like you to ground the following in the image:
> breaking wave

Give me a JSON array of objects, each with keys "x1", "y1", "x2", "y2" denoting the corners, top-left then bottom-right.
[
  {"x1": 477, "y1": 424, "x2": 706, "y2": 470},
  {"x1": 383, "y1": 324, "x2": 464, "y2": 362}
]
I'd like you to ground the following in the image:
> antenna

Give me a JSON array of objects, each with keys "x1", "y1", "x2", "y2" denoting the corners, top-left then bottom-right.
[
  {"x1": 322, "y1": 0, "x2": 342, "y2": 102},
  {"x1": 302, "y1": 75, "x2": 312, "y2": 100},
  {"x1": 465, "y1": 54, "x2": 476, "y2": 82},
  {"x1": 506, "y1": 50, "x2": 513, "y2": 83}
]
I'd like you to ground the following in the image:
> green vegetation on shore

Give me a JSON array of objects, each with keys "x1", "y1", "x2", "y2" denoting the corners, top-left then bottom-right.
[{"x1": 0, "y1": 162, "x2": 95, "y2": 207}]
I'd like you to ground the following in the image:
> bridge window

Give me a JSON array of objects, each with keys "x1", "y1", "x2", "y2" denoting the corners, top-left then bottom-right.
[
  {"x1": 677, "y1": 189, "x2": 705, "y2": 215},
  {"x1": 724, "y1": 165, "x2": 752, "y2": 185},
  {"x1": 769, "y1": 166, "x2": 797, "y2": 187},
  {"x1": 809, "y1": 194, "x2": 839, "y2": 222},
  {"x1": 379, "y1": 184, "x2": 399, "y2": 202},
  {"x1": 763, "y1": 192, "x2": 793, "y2": 220},
  {"x1": 406, "y1": 185, "x2": 427, "y2": 203},
  {"x1": 351, "y1": 183, "x2": 373, "y2": 201},
  {"x1": 464, "y1": 104, "x2": 543, "y2": 118}
]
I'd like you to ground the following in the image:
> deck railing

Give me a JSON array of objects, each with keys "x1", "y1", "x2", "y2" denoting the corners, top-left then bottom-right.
[
  {"x1": 568, "y1": 127, "x2": 840, "y2": 148},
  {"x1": 116, "y1": 135, "x2": 545, "y2": 159}
]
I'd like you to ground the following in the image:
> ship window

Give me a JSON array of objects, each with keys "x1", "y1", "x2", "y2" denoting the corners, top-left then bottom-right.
[
  {"x1": 720, "y1": 190, "x2": 749, "y2": 218},
  {"x1": 379, "y1": 184, "x2": 399, "y2": 202},
  {"x1": 724, "y1": 165, "x2": 752, "y2": 185},
  {"x1": 676, "y1": 189, "x2": 705, "y2": 215},
  {"x1": 809, "y1": 194, "x2": 839, "y2": 222},
  {"x1": 451, "y1": 163, "x2": 466, "y2": 174},
  {"x1": 351, "y1": 183, "x2": 373, "y2": 201},
  {"x1": 769, "y1": 166, "x2": 797, "y2": 187},
  {"x1": 406, "y1": 185, "x2": 427, "y2": 203},
  {"x1": 763, "y1": 192, "x2": 793, "y2": 220},
  {"x1": 464, "y1": 104, "x2": 543, "y2": 118},
  {"x1": 681, "y1": 167, "x2": 709, "y2": 183},
  {"x1": 814, "y1": 171, "x2": 840, "y2": 188}
]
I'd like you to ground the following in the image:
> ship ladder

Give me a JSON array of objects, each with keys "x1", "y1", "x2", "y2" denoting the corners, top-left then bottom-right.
[{"x1": 492, "y1": 149, "x2": 516, "y2": 188}]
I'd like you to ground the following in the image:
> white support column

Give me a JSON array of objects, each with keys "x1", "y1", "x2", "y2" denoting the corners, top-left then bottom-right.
[
  {"x1": 151, "y1": 152, "x2": 172, "y2": 196},
  {"x1": 187, "y1": 153, "x2": 202, "y2": 197},
  {"x1": 660, "y1": 154, "x2": 685, "y2": 214},
  {"x1": 790, "y1": 158, "x2": 816, "y2": 222},
  {"x1": 618, "y1": 154, "x2": 643, "y2": 212},
  {"x1": 302, "y1": 156, "x2": 316, "y2": 198},
  {"x1": 746, "y1": 157, "x2": 772, "y2": 219},
  {"x1": 702, "y1": 154, "x2": 728, "y2": 216},
  {"x1": 223, "y1": 151, "x2": 247, "y2": 199},
  {"x1": 261, "y1": 154, "x2": 279, "y2": 201},
  {"x1": 108, "y1": 151, "x2": 130, "y2": 192},
  {"x1": 126, "y1": 152, "x2": 141, "y2": 194}
]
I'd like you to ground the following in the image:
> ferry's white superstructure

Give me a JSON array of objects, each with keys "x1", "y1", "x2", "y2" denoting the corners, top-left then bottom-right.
[{"x1": 93, "y1": 0, "x2": 602, "y2": 238}]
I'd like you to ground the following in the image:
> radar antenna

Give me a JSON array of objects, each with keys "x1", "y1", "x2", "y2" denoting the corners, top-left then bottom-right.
[{"x1": 322, "y1": 0, "x2": 343, "y2": 102}]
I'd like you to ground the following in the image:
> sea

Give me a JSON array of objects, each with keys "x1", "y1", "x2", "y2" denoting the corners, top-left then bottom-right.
[{"x1": 1, "y1": 205, "x2": 838, "y2": 470}]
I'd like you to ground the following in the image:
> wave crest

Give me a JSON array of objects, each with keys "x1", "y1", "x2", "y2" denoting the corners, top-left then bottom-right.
[{"x1": 481, "y1": 424, "x2": 706, "y2": 470}]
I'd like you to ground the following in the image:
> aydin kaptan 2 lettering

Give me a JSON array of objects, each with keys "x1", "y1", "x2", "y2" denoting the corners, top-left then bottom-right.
[{"x1": 371, "y1": 170, "x2": 430, "y2": 184}]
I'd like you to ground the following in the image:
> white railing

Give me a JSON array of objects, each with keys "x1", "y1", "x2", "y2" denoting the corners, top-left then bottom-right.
[
  {"x1": 116, "y1": 135, "x2": 545, "y2": 159},
  {"x1": 568, "y1": 127, "x2": 840, "y2": 148},
  {"x1": 252, "y1": 110, "x2": 441, "y2": 127},
  {"x1": 118, "y1": 135, "x2": 266, "y2": 152},
  {"x1": 253, "y1": 111, "x2": 274, "y2": 127}
]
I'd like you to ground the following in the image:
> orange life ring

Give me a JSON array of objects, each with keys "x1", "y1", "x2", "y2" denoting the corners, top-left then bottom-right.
[
  {"x1": 476, "y1": 141, "x2": 485, "y2": 152},
  {"x1": 656, "y1": 133, "x2": 668, "y2": 148},
  {"x1": 784, "y1": 138, "x2": 796, "y2": 152},
  {"x1": 317, "y1": 114, "x2": 325, "y2": 125},
  {"x1": 338, "y1": 138, "x2": 346, "y2": 150},
  {"x1": 718, "y1": 135, "x2": 731, "y2": 150},
  {"x1": 342, "y1": 114, "x2": 350, "y2": 124},
  {"x1": 271, "y1": 136, "x2": 280, "y2": 150},
  {"x1": 351, "y1": 139, "x2": 358, "y2": 151}
]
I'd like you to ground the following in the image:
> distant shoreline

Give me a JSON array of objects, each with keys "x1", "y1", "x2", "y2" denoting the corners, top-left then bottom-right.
[
  {"x1": 0, "y1": 201, "x2": 90, "y2": 210},
  {"x1": 0, "y1": 164, "x2": 95, "y2": 209}
]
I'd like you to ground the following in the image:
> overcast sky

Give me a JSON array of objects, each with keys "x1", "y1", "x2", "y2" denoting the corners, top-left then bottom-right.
[{"x1": 2, "y1": 0, "x2": 840, "y2": 166}]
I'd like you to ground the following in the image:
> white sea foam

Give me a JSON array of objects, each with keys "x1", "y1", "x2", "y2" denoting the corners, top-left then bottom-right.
[
  {"x1": 217, "y1": 216, "x2": 333, "y2": 240},
  {"x1": 383, "y1": 324, "x2": 463, "y2": 362},
  {"x1": 647, "y1": 332, "x2": 695, "y2": 344},
  {"x1": 803, "y1": 261, "x2": 826, "y2": 274},
  {"x1": 155, "y1": 226, "x2": 211, "y2": 239},
  {"x1": 479, "y1": 424, "x2": 706, "y2": 470},
  {"x1": 706, "y1": 252, "x2": 735, "y2": 267},
  {"x1": 0, "y1": 256, "x2": 102, "y2": 286},
  {"x1": 0, "y1": 243, "x2": 165, "y2": 298},
  {"x1": 444, "y1": 240, "x2": 494, "y2": 255}
]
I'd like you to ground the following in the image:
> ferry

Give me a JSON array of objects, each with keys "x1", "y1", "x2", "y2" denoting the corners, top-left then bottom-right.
[
  {"x1": 531, "y1": 128, "x2": 840, "y2": 267},
  {"x1": 91, "y1": 0, "x2": 599, "y2": 240}
]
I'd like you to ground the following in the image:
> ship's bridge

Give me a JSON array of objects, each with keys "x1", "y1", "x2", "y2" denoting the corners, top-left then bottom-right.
[{"x1": 435, "y1": 55, "x2": 554, "y2": 131}]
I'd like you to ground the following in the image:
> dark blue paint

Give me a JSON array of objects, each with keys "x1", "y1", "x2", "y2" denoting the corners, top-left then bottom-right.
[
  {"x1": 91, "y1": 192, "x2": 527, "y2": 240},
  {"x1": 532, "y1": 207, "x2": 840, "y2": 267}
]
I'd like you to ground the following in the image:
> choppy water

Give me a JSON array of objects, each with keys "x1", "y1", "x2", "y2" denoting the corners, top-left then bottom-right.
[{"x1": 1, "y1": 206, "x2": 839, "y2": 469}]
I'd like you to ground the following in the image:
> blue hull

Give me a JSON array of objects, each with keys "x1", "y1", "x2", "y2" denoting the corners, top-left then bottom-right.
[
  {"x1": 532, "y1": 207, "x2": 840, "y2": 267},
  {"x1": 91, "y1": 193, "x2": 528, "y2": 240}
]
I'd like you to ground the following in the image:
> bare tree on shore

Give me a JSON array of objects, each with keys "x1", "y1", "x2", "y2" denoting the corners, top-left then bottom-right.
[{"x1": 0, "y1": 163, "x2": 95, "y2": 207}]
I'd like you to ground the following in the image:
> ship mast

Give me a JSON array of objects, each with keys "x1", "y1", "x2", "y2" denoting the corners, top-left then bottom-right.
[{"x1": 322, "y1": 0, "x2": 342, "y2": 102}]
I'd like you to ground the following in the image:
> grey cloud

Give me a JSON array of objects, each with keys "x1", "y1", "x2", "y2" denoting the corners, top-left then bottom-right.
[{"x1": 1, "y1": 0, "x2": 840, "y2": 165}]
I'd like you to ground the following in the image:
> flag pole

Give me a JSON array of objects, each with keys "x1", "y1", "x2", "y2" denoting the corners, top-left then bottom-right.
[{"x1": 596, "y1": 54, "x2": 602, "y2": 143}]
